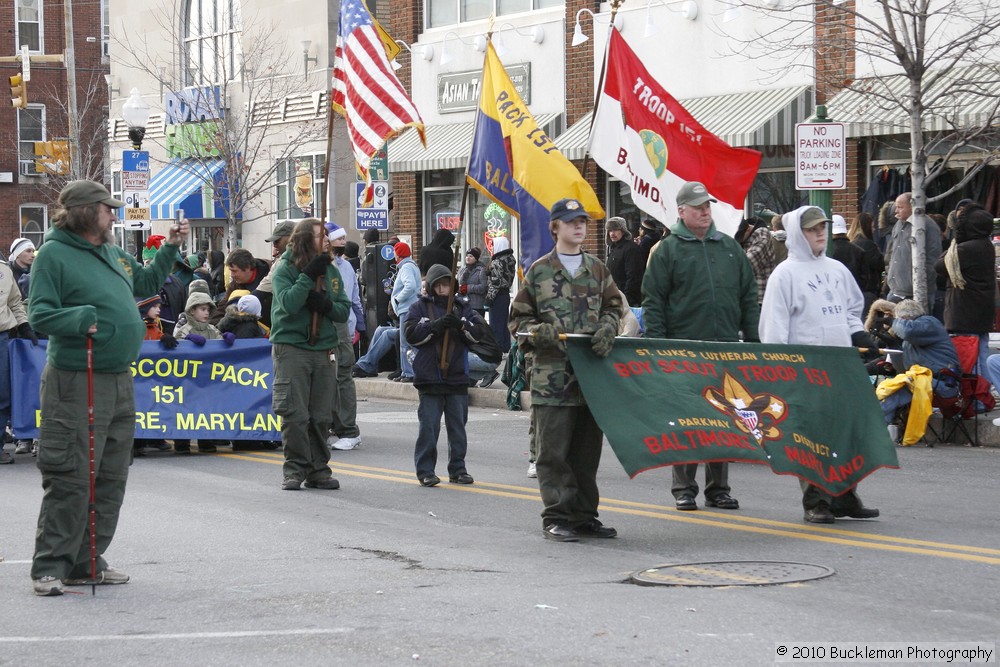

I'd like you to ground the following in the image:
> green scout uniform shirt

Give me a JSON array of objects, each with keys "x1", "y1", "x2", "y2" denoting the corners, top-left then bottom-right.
[{"x1": 269, "y1": 250, "x2": 351, "y2": 350}]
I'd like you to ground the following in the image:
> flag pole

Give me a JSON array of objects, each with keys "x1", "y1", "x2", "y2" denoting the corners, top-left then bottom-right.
[
  {"x1": 439, "y1": 17, "x2": 495, "y2": 372},
  {"x1": 310, "y1": 93, "x2": 337, "y2": 346},
  {"x1": 581, "y1": 0, "x2": 623, "y2": 183}
]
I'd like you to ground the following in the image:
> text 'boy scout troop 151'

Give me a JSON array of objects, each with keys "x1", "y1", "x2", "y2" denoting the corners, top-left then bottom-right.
[{"x1": 11, "y1": 177, "x2": 992, "y2": 594}]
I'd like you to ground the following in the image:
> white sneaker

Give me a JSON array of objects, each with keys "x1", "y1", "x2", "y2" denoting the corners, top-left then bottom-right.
[
  {"x1": 330, "y1": 436, "x2": 362, "y2": 451},
  {"x1": 527, "y1": 461, "x2": 537, "y2": 478},
  {"x1": 14, "y1": 440, "x2": 32, "y2": 455},
  {"x1": 887, "y1": 425, "x2": 900, "y2": 442},
  {"x1": 993, "y1": 417, "x2": 1000, "y2": 427}
]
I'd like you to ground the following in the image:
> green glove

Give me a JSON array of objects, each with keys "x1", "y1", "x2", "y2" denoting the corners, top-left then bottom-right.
[
  {"x1": 529, "y1": 322, "x2": 560, "y2": 348},
  {"x1": 591, "y1": 323, "x2": 616, "y2": 358}
]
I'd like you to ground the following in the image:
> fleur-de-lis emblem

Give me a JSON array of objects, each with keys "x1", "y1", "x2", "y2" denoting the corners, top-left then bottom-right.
[{"x1": 702, "y1": 371, "x2": 787, "y2": 444}]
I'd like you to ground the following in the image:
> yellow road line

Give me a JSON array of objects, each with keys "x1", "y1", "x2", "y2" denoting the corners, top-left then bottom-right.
[{"x1": 219, "y1": 452, "x2": 1000, "y2": 565}]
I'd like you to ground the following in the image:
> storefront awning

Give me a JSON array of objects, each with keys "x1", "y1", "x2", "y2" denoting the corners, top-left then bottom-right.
[
  {"x1": 149, "y1": 159, "x2": 226, "y2": 220},
  {"x1": 388, "y1": 113, "x2": 561, "y2": 172},
  {"x1": 827, "y1": 65, "x2": 1000, "y2": 138},
  {"x1": 555, "y1": 85, "x2": 814, "y2": 159}
]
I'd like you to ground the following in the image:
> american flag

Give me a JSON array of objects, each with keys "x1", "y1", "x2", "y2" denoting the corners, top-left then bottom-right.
[{"x1": 331, "y1": 0, "x2": 425, "y2": 204}]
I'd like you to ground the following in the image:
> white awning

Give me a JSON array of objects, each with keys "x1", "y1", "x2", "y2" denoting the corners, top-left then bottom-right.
[
  {"x1": 827, "y1": 64, "x2": 1000, "y2": 137},
  {"x1": 555, "y1": 85, "x2": 814, "y2": 160},
  {"x1": 388, "y1": 113, "x2": 561, "y2": 172}
]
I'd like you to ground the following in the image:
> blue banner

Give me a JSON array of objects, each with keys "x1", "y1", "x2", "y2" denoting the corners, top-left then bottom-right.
[{"x1": 11, "y1": 339, "x2": 281, "y2": 441}]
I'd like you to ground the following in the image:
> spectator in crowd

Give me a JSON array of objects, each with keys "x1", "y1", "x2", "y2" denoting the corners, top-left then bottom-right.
[
  {"x1": 345, "y1": 241, "x2": 361, "y2": 275},
  {"x1": 133, "y1": 295, "x2": 172, "y2": 457},
  {"x1": 28, "y1": 180, "x2": 187, "y2": 596},
  {"x1": 208, "y1": 249, "x2": 226, "y2": 296},
  {"x1": 226, "y1": 248, "x2": 270, "y2": 295},
  {"x1": 829, "y1": 214, "x2": 865, "y2": 291},
  {"x1": 485, "y1": 236, "x2": 516, "y2": 354},
  {"x1": 270, "y1": 218, "x2": 350, "y2": 491},
  {"x1": 510, "y1": 197, "x2": 621, "y2": 542},
  {"x1": 605, "y1": 216, "x2": 643, "y2": 306},
  {"x1": 218, "y1": 294, "x2": 269, "y2": 339},
  {"x1": 419, "y1": 229, "x2": 455, "y2": 277},
  {"x1": 351, "y1": 323, "x2": 399, "y2": 377},
  {"x1": 934, "y1": 202, "x2": 996, "y2": 380},
  {"x1": 642, "y1": 181, "x2": 758, "y2": 513},
  {"x1": 737, "y1": 216, "x2": 776, "y2": 306},
  {"x1": 0, "y1": 248, "x2": 34, "y2": 464},
  {"x1": 635, "y1": 218, "x2": 664, "y2": 267},
  {"x1": 457, "y1": 247, "x2": 488, "y2": 314},
  {"x1": 325, "y1": 222, "x2": 364, "y2": 452},
  {"x1": 759, "y1": 205, "x2": 880, "y2": 524},
  {"x1": 884, "y1": 192, "x2": 942, "y2": 307},
  {"x1": 847, "y1": 212, "x2": 885, "y2": 314},
  {"x1": 174, "y1": 291, "x2": 231, "y2": 346},
  {"x1": 253, "y1": 219, "x2": 295, "y2": 328},
  {"x1": 929, "y1": 213, "x2": 950, "y2": 322},
  {"x1": 404, "y1": 264, "x2": 488, "y2": 487},
  {"x1": 770, "y1": 214, "x2": 788, "y2": 264},
  {"x1": 9, "y1": 237, "x2": 35, "y2": 300},
  {"x1": 390, "y1": 242, "x2": 421, "y2": 383}
]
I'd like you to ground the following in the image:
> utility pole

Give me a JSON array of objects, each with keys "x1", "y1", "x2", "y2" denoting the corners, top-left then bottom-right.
[{"x1": 64, "y1": 0, "x2": 81, "y2": 176}]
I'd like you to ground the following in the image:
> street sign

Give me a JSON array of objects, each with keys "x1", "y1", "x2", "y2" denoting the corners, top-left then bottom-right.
[
  {"x1": 122, "y1": 170, "x2": 149, "y2": 190},
  {"x1": 795, "y1": 123, "x2": 846, "y2": 190},
  {"x1": 122, "y1": 150, "x2": 150, "y2": 172},
  {"x1": 122, "y1": 150, "x2": 151, "y2": 228},
  {"x1": 123, "y1": 189, "x2": 151, "y2": 230},
  {"x1": 20, "y1": 45, "x2": 30, "y2": 81},
  {"x1": 368, "y1": 143, "x2": 389, "y2": 182},
  {"x1": 353, "y1": 181, "x2": 389, "y2": 231}
]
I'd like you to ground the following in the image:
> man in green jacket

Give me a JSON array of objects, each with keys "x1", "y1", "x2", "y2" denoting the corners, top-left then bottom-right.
[
  {"x1": 29, "y1": 180, "x2": 188, "y2": 596},
  {"x1": 270, "y1": 218, "x2": 351, "y2": 491},
  {"x1": 641, "y1": 181, "x2": 759, "y2": 513}
]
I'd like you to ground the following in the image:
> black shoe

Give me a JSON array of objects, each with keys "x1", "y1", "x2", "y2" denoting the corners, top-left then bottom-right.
[
  {"x1": 543, "y1": 523, "x2": 580, "y2": 542},
  {"x1": 705, "y1": 493, "x2": 740, "y2": 510},
  {"x1": 576, "y1": 520, "x2": 617, "y2": 539},
  {"x1": 831, "y1": 505, "x2": 880, "y2": 519},
  {"x1": 304, "y1": 478, "x2": 340, "y2": 490},
  {"x1": 398, "y1": 376, "x2": 413, "y2": 383},
  {"x1": 675, "y1": 495, "x2": 697, "y2": 511},
  {"x1": 479, "y1": 371, "x2": 500, "y2": 388},
  {"x1": 352, "y1": 364, "x2": 377, "y2": 378},
  {"x1": 449, "y1": 472, "x2": 474, "y2": 485},
  {"x1": 387, "y1": 370, "x2": 402, "y2": 381},
  {"x1": 198, "y1": 444, "x2": 217, "y2": 453},
  {"x1": 419, "y1": 475, "x2": 440, "y2": 487},
  {"x1": 173, "y1": 445, "x2": 191, "y2": 454},
  {"x1": 151, "y1": 440, "x2": 172, "y2": 452},
  {"x1": 804, "y1": 505, "x2": 836, "y2": 524}
]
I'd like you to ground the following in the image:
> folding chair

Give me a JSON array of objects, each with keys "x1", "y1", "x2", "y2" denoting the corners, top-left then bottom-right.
[{"x1": 925, "y1": 335, "x2": 996, "y2": 447}]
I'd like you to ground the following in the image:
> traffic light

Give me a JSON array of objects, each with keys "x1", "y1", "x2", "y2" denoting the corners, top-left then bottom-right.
[{"x1": 9, "y1": 73, "x2": 27, "y2": 109}]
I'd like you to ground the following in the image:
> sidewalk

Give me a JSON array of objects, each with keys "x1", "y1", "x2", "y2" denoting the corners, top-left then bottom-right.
[{"x1": 355, "y1": 375, "x2": 1000, "y2": 447}]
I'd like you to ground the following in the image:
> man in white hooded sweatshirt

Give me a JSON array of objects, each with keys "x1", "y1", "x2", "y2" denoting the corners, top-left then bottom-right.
[{"x1": 759, "y1": 206, "x2": 881, "y2": 524}]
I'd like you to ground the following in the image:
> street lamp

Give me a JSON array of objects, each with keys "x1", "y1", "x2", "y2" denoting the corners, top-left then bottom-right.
[{"x1": 122, "y1": 88, "x2": 150, "y2": 150}]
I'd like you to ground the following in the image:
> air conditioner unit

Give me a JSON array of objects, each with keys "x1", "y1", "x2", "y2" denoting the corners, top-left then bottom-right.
[{"x1": 19, "y1": 161, "x2": 42, "y2": 176}]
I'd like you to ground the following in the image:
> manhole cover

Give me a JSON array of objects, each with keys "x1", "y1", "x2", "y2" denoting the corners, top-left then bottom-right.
[{"x1": 630, "y1": 560, "x2": 835, "y2": 587}]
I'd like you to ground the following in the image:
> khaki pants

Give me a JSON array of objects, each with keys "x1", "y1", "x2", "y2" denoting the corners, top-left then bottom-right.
[
  {"x1": 31, "y1": 367, "x2": 135, "y2": 580},
  {"x1": 272, "y1": 344, "x2": 336, "y2": 484}
]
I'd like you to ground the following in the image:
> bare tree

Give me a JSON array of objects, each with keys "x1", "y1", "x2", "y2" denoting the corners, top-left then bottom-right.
[
  {"x1": 113, "y1": 4, "x2": 330, "y2": 251},
  {"x1": 721, "y1": 0, "x2": 1000, "y2": 309}
]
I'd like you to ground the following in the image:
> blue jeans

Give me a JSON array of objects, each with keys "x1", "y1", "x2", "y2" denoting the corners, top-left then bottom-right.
[
  {"x1": 0, "y1": 331, "x2": 10, "y2": 430},
  {"x1": 398, "y1": 312, "x2": 414, "y2": 378},
  {"x1": 355, "y1": 325, "x2": 398, "y2": 373},
  {"x1": 467, "y1": 353, "x2": 497, "y2": 382},
  {"x1": 414, "y1": 393, "x2": 468, "y2": 478},
  {"x1": 489, "y1": 291, "x2": 511, "y2": 354}
]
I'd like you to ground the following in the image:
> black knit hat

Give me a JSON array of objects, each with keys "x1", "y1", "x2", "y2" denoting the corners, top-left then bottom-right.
[{"x1": 466, "y1": 247, "x2": 482, "y2": 260}]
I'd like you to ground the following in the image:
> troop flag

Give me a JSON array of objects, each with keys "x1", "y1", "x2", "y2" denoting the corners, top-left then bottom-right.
[
  {"x1": 332, "y1": 0, "x2": 424, "y2": 206},
  {"x1": 588, "y1": 29, "x2": 761, "y2": 235},
  {"x1": 565, "y1": 337, "x2": 899, "y2": 496},
  {"x1": 467, "y1": 42, "x2": 604, "y2": 269}
]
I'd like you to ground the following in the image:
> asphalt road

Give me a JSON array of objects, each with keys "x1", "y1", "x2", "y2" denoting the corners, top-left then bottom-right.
[{"x1": 1, "y1": 397, "x2": 998, "y2": 666}]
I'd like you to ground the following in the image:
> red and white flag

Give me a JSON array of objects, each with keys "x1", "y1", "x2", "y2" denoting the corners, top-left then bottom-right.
[
  {"x1": 588, "y1": 30, "x2": 761, "y2": 235},
  {"x1": 332, "y1": 0, "x2": 424, "y2": 205}
]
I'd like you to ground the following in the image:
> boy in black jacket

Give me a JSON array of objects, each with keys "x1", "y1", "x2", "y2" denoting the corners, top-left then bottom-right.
[{"x1": 403, "y1": 264, "x2": 488, "y2": 487}]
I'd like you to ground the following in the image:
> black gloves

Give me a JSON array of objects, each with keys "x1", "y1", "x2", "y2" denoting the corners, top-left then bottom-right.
[
  {"x1": 15, "y1": 322, "x2": 38, "y2": 345},
  {"x1": 430, "y1": 313, "x2": 462, "y2": 335},
  {"x1": 303, "y1": 253, "x2": 332, "y2": 281},
  {"x1": 851, "y1": 330, "x2": 881, "y2": 362},
  {"x1": 591, "y1": 323, "x2": 616, "y2": 358},
  {"x1": 160, "y1": 333, "x2": 179, "y2": 350},
  {"x1": 305, "y1": 290, "x2": 333, "y2": 315}
]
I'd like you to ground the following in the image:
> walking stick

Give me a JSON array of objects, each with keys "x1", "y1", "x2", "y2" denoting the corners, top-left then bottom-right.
[
  {"x1": 86, "y1": 335, "x2": 97, "y2": 596},
  {"x1": 310, "y1": 103, "x2": 338, "y2": 346}
]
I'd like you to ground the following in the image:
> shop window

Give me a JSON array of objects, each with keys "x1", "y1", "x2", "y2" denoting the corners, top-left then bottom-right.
[
  {"x1": 275, "y1": 154, "x2": 326, "y2": 220},
  {"x1": 749, "y1": 170, "x2": 806, "y2": 221},
  {"x1": 16, "y1": 0, "x2": 42, "y2": 53},
  {"x1": 19, "y1": 204, "x2": 47, "y2": 248},
  {"x1": 426, "y1": 0, "x2": 562, "y2": 28},
  {"x1": 423, "y1": 170, "x2": 518, "y2": 258},
  {"x1": 183, "y1": 0, "x2": 242, "y2": 85}
]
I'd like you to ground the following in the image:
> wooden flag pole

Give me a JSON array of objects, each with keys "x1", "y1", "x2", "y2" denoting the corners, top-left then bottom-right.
[{"x1": 309, "y1": 98, "x2": 337, "y2": 346}]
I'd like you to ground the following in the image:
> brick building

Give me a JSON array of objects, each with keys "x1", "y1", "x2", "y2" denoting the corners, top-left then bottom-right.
[{"x1": 0, "y1": 0, "x2": 109, "y2": 250}]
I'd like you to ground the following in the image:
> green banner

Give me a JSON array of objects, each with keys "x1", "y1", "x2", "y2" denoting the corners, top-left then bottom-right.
[{"x1": 566, "y1": 337, "x2": 899, "y2": 496}]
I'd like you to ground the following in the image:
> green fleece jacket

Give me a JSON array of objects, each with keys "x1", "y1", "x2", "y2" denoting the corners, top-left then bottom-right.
[
  {"x1": 269, "y1": 250, "x2": 351, "y2": 350},
  {"x1": 28, "y1": 227, "x2": 180, "y2": 372}
]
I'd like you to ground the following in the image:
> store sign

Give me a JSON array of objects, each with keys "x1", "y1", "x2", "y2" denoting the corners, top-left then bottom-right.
[
  {"x1": 165, "y1": 86, "x2": 225, "y2": 125},
  {"x1": 438, "y1": 64, "x2": 530, "y2": 113},
  {"x1": 166, "y1": 122, "x2": 223, "y2": 159},
  {"x1": 436, "y1": 211, "x2": 461, "y2": 231}
]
